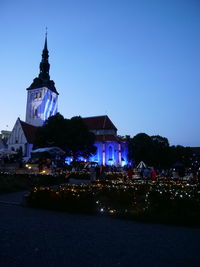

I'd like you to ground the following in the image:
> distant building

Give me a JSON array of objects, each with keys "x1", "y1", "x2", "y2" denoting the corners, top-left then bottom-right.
[
  {"x1": 7, "y1": 35, "x2": 129, "y2": 166},
  {"x1": 1, "y1": 130, "x2": 11, "y2": 140},
  {"x1": 0, "y1": 130, "x2": 11, "y2": 149},
  {"x1": 0, "y1": 138, "x2": 7, "y2": 149}
]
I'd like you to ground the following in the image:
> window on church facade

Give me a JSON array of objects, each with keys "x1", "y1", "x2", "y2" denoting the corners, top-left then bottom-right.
[
  {"x1": 108, "y1": 146, "x2": 113, "y2": 160},
  {"x1": 34, "y1": 109, "x2": 38, "y2": 117}
]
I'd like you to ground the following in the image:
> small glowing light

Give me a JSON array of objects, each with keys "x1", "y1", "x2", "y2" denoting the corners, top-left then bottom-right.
[
  {"x1": 100, "y1": 208, "x2": 104, "y2": 212},
  {"x1": 109, "y1": 209, "x2": 115, "y2": 214}
]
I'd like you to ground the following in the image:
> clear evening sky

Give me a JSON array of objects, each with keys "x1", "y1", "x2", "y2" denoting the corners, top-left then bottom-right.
[{"x1": 0, "y1": 0, "x2": 199, "y2": 146}]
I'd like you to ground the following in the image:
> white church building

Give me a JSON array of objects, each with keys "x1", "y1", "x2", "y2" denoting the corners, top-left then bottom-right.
[
  {"x1": 7, "y1": 36, "x2": 129, "y2": 166},
  {"x1": 7, "y1": 35, "x2": 58, "y2": 157}
]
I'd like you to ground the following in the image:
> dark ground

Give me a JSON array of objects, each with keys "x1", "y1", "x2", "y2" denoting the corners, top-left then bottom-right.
[{"x1": 0, "y1": 192, "x2": 199, "y2": 267}]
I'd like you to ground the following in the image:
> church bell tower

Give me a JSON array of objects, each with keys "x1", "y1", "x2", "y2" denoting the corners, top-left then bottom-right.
[{"x1": 25, "y1": 33, "x2": 59, "y2": 127}]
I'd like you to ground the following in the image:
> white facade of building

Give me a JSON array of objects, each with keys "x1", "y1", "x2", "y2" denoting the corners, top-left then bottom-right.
[
  {"x1": 7, "y1": 118, "x2": 33, "y2": 157},
  {"x1": 26, "y1": 87, "x2": 58, "y2": 127}
]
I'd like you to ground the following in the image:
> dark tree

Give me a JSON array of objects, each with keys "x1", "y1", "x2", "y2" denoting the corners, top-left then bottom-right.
[
  {"x1": 169, "y1": 145, "x2": 192, "y2": 167},
  {"x1": 34, "y1": 113, "x2": 96, "y2": 160},
  {"x1": 128, "y1": 133, "x2": 154, "y2": 166},
  {"x1": 128, "y1": 132, "x2": 192, "y2": 169},
  {"x1": 151, "y1": 135, "x2": 171, "y2": 168}
]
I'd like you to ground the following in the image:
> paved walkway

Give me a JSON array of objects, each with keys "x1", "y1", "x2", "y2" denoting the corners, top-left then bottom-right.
[
  {"x1": 0, "y1": 191, "x2": 27, "y2": 205},
  {"x1": 0, "y1": 191, "x2": 200, "y2": 267}
]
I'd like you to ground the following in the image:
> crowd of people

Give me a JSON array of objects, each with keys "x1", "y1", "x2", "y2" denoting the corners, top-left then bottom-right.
[
  {"x1": 126, "y1": 166, "x2": 200, "y2": 181},
  {"x1": 1, "y1": 152, "x2": 200, "y2": 182}
]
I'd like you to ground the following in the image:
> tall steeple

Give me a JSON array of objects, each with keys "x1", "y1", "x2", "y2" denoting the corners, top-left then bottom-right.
[
  {"x1": 25, "y1": 32, "x2": 59, "y2": 127},
  {"x1": 39, "y1": 33, "x2": 50, "y2": 81},
  {"x1": 27, "y1": 32, "x2": 58, "y2": 94}
]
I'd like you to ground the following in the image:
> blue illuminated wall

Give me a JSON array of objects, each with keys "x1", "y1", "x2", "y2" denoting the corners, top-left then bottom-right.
[
  {"x1": 65, "y1": 140, "x2": 129, "y2": 167},
  {"x1": 26, "y1": 87, "x2": 58, "y2": 127},
  {"x1": 89, "y1": 141, "x2": 129, "y2": 166}
]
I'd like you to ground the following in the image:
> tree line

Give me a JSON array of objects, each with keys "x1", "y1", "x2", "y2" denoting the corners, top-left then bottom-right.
[
  {"x1": 34, "y1": 114, "x2": 192, "y2": 169},
  {"x1": 128, "y1": 133, "x2": 192, "y2": 169}
]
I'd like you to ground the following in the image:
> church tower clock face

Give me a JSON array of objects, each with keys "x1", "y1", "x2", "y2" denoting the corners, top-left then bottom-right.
[{"x1": 25, "y1": 34, "x2": 59, "y2": 127}]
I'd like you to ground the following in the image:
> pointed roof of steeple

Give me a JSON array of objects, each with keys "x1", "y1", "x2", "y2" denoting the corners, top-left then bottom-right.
[
  {"x1": 27, "y1": 32, "x2": 59, "y2": 94},
  {"x1": 39, "y1": 33, "x2": 50, "y2": 81},
  {"x1": 44, "y1": 31, "x2": 48, "y2": 50}
]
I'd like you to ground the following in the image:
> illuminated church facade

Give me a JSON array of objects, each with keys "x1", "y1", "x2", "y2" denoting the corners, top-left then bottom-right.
[
  {"x1": 25, "y1": 36, "x2": 58, "y2": 127},
  {"x1": 7, "y1": 36, "x2": 129, "y2": 166},
  {"x1": 82, "y1": 116, "x2": 128, "y2": 166}
]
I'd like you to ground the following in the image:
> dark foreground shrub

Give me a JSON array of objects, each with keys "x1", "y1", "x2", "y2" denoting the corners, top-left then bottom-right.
[{"x1": 27, "y1": 180, "x2": 200, "y2": 226}]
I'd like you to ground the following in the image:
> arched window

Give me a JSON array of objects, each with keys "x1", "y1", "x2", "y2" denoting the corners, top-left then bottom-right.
[
  {"x1": 108, "y1": 146, "x2": 113, "y2": 160},
  {"x1": 34, "y1": 108, "x2": 38, "y2": 117}
]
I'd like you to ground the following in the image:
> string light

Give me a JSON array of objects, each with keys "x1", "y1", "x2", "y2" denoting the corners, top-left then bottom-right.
[{"x1": 28, "y1": 178, "x2": 200, "y2": 219}]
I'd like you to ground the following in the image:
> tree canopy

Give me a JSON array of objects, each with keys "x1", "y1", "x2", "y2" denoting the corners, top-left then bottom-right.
[
  {"x1": 128, "y1": 133, "x2": 192, "y2": 169},
  {"x1": 34, "y1": 113, "x2": 96, "y2": 159}
]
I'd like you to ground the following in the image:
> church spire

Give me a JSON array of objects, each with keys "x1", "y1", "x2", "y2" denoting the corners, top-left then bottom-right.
[
  {"x1": 39, "y1": 31, "x2": 50, "y2": 80},
  {"x1": 27, "y1": 31, "x2": 58, "y2": 95},
  {"x1": 44, "y1": 27, "x2": 48, "y2": 50}
]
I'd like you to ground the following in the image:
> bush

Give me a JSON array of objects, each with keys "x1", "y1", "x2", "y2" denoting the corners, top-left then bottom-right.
[{"x1": 27, "y1": 180, "x2": 200, "y2": 226}]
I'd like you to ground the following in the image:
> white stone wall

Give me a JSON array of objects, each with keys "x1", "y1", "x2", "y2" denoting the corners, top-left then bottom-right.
[
  {"x1": 26, "y1": 87, "x2": 58, "y2": 127},
  {"x1": 7, "y1": 118, "x2": 27, "y2": 156}
]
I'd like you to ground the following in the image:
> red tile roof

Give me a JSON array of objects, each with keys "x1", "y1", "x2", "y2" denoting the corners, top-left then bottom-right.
[
  {"x1": 83, "y1": 115, "x2": 117, "y2": 130},
  {"x1": 20, "y1": 120, "x2": 38, "y2": 144}
]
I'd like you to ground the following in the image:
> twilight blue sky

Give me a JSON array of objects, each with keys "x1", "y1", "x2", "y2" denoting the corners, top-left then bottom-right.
[{"x1": 0, "y1": 0, "x2": 199, "y2": 146}]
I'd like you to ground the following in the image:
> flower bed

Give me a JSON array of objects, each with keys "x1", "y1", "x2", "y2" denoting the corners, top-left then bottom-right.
[{"x1": 27, "y1": 179, "x2": 200, "y2": 226}]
